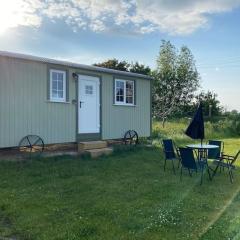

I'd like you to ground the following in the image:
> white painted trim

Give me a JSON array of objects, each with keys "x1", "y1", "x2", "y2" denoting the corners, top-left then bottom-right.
[
  {"x1": 115, "y1": 79, "x2": 134, "y2": 106},
  {"x1": 49, "y1": 69, "x2": 66, "y2": 102},
  {"x1": 45, "y1": 100, "x2": 71, "y2": 104},
  {"x1": 113, "y1": 104, "x2": 136, "y2": 107}
]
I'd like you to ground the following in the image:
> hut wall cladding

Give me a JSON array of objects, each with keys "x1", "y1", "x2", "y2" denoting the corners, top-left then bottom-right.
[
  {"x1": 0, "y1": 56, "x2": 76, "y2": 148},
  {"x1": 67, "y1": 68, "x2": 151, "y2": 140},
  {"x1": 101, "y1": 74, "x2": 151, "y2": 140},
  {"x1": 0, "y1": 56, "x2": 151, "y2": 148}
]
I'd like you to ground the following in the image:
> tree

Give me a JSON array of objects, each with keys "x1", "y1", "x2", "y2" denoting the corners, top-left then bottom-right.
[
  {"x1": 171, "y1": 90, "x2": 225, "y2": 118},
  {"x1": 153, "y1": 40, "x2": 200, "y2": 126},
  {"x1": 197, "y1": 91, "x2": 223, "y2": 117},
  {"x1": 129, "y1": 62, "x2": 151, "y2": 75},
  {"x1": 94, "y1": 58, "x2": 129, "y2": 71},
  {"x1": 93, "y1": 59, "x2": 151, "y2": 75}
]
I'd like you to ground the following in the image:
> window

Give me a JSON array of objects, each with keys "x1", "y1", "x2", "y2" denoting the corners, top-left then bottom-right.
[
  {"x1": 115, "y1": 80, "x2": 124, "y2": 103},
  {"x1": 85, "y1": 85, "x2": 93, "y2": 95},
  {"x1": 115, "y1": 79, "x2": 134, "y2": 105},
  {"x1": 50, "y1": 69, "x2": 66, "y2": 102}
]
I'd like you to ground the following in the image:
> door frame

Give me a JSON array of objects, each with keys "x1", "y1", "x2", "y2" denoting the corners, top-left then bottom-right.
[{"x1": 76, "y1": 73, "x2": 102, "y2": 142}]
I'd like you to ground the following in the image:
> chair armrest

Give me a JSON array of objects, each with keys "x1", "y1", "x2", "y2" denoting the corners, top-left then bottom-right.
[
  {"x1": 222, "y1": 154, "x2": 233, "y2": 157},
  {"x1": 222, "y1": 154, "x2": 235, "y2": 160}
]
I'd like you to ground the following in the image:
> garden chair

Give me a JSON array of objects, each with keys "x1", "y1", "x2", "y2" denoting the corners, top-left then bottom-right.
[
  {"x1": 207, "y1": 140, "x2": 224, "y2": 160},
  {"x1": 212, "y1": 150, "x2": 240, "y2": 183},
  {"x1": 179, "y1": 147, "x2": 211, "y2": 185},
  {"x1": 162, "y1": 139, "x2": 180, "y2": 174}
]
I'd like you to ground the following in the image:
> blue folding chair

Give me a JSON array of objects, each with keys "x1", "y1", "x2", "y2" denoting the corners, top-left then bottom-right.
[
  {"x1": 212, "y1": 150, "x2": 240, "y2": 183},
  {"x1": 179, "y1": 147, "x2": 212, "y2": 185},
  {"x1": 162, "y1": 139, "x2": 180, "y2": 174},
  {"x1": 208, "y1": 140, "x2": 224, "y2": 160}
]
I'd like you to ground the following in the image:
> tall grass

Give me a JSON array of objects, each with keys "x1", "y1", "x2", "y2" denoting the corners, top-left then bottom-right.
[{"x1": 152, "y1": 117, "x2": 240, "y2": 143}]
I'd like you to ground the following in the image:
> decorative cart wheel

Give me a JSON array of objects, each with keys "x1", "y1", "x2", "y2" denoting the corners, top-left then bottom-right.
[
  {"x1": 123, "y1": 130, "x2": 139, "y2": 145},
  {"x1": 18, "y1": 135, "x2": 44, "y2": 158}
]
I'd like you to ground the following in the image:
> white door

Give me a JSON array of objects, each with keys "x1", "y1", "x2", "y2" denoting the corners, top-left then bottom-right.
[{"x1": 78, "y1": 75, "x2": 100, "y2": 134}]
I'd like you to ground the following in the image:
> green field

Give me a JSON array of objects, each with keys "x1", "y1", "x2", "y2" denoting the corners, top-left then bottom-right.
[{"x1": 0, "y1": 121, "x2": 240, "y2": 239}]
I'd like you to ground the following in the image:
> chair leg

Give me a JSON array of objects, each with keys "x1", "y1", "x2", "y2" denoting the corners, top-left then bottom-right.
[
  {"x1": 188, "y1": 168, "x2": 192, "y2": 177},
  {"x1": 212, "y1": 162, "x2": 221, "y2": 179},
  {"x1": 207, "y1": 168, "x2": 212, "y2": 181},
  {"x1": 171, "y1": 159, "x2": 176, "y2": 175},
  {"x1": 206, "y1": 162, "x2": 212, "y2": 181},
  {"x1": 177, "y1": 159, "x2": 180, "y2": 169},
  {"x1": 164, "y1": 159, "x2": 166, "y2": 172},
  {"x1": 230, "y1": 171, "x2": 234, "y2": 182},
  {"x1": 231, "y1": 169, "x2": 233, "y2": 181},
  {"x1": 228, "y1": 166, "x2": 233, "y2": 183},
  {"x1": 180, "y1": 166, "x2": 183, "y2": 181},
  {"x1": 200, "y1": 165, "x2": 204, "y2": 185},
  {"x1": 229, "y1": 171, "x2": 233, "y2": 183}
]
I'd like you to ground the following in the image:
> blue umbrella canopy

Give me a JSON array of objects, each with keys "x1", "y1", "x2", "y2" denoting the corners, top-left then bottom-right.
[{"x1": 185, "y1": 103, "x2": 205, "y2": 142}]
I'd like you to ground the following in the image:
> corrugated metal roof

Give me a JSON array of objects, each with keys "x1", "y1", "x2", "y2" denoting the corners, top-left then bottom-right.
[{"x1": 0, "y1": 50, "x2": 152, "y2": 80}]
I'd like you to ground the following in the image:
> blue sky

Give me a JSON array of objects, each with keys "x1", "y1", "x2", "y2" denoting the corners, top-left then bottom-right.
[{"x1": 0, "y1": 0, "x2": 239, "y2": 111}]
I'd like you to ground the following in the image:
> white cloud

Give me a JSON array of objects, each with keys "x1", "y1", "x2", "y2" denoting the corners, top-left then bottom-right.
[
  {"x1": 0, "y1": 0, "x2": 43, "y2": 34},
  {"x1": 1, "y1": 0, "x2": 240, "y2": 35}
]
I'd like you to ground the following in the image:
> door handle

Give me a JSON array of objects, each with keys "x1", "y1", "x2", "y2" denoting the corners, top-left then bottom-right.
[{"x1": 79, "y1": 101, "x2": 84, "y2": 108}]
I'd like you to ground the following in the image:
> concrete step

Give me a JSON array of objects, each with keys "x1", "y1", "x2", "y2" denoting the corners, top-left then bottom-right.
[
  {"x1": 78, "y1": 141, "x2": 107, "y2": 151},
  {"x1": 85, "y1": 147, "x2": 113, "y2": 158}
]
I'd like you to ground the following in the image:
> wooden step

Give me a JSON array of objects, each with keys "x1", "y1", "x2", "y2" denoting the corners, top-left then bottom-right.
[
  {"x1": 85, "y1": 147, "x2": 113, "y2": 158},
  {"x1": 78, "y1": 141, "x2": 107, "y2": 151},
  {"x1": 107, "y1": 139, "x2": 123, "y2": 145}
]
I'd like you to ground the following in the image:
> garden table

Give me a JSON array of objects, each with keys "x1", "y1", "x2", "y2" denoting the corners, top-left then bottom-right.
[{"x1": 186, "y1": 144, "x2": 220, "y2": 180}]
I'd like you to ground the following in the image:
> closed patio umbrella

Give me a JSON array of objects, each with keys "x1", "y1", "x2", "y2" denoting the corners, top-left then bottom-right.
[{"x1": 185, "y1": 103, "x2": 205, "y2": 145}]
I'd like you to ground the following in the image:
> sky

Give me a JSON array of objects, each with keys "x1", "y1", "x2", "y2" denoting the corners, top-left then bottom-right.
[{"x1": 0, "y1": 0, "x2": 239, "y2": 111}]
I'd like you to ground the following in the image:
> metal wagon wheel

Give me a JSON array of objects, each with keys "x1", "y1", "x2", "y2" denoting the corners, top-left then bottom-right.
[
  {"x1": 18, "y1": 135, "x2": 44, "y2": 159},
  {"x1": 123, "y1": 130, "x2": 139, "y2": 145}
]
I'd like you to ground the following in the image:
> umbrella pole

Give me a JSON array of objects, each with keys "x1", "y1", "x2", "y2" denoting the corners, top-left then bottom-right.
[{"x1": 201, "y1": 139, "x2": 204, "y2": 161}]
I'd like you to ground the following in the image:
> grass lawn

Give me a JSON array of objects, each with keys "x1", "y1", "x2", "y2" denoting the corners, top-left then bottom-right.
[{"x1": 0, "y1": 138, "x2": 240, "y2": 239}]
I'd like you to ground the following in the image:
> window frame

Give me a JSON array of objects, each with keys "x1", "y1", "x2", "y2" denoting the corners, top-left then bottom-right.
[
  {"x1": 49, "y1": 69, "x2": 67, "y2": 102},
  {"x1": 114, "y1": 79, "x2": 135, "y2": 106}
]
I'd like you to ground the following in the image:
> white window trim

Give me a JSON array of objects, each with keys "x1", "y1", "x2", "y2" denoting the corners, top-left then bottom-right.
[
  {"x1": 50, "y1": 69, "x2": 66, "y2": 102},
  {"x1": 115, "y1": 79, "x2": 134, "y2": 106}
]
